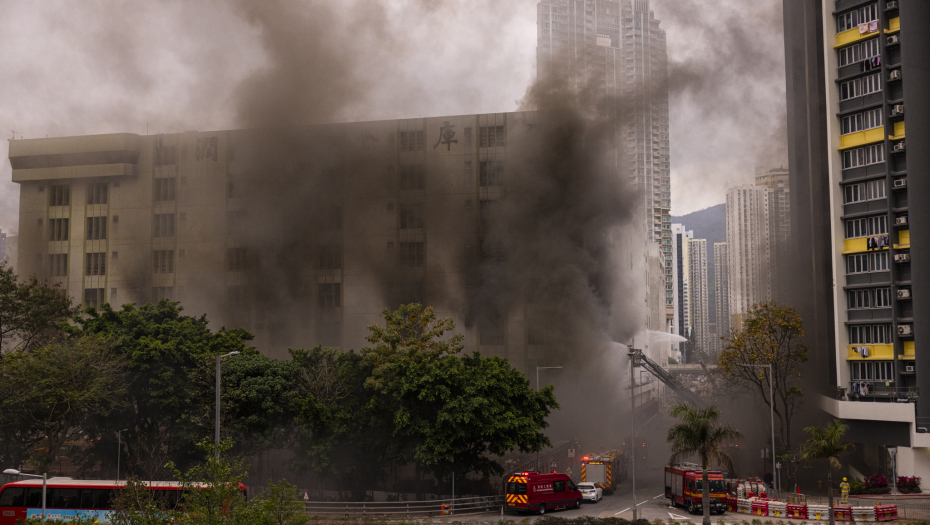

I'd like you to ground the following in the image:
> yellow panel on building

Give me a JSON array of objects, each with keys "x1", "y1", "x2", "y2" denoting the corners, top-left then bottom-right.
[
  {"x1": 894, "y1": 230, "x2": 910, "y2": 250},
  {"x1": 889, "y1": 121, "x2": 905, "y2": 141},
  {"x1": 840, "y1": 128, "x2": 885, "y2": 150},
  {"x1": 887, "y1": 17, "x2": 900, "y2": 34},
  {"x1": 843, "y1": 238, "x2": 890, "y2": 254},
  {"x1": 847, "y1": 345, "x2": 894, "y2": 360},
  {"x1": 835, "y1": 28, "x2": 879, "y2": 48},
  {"x1": 901, "y1": 341, "x2": 916, "y2": 360}
]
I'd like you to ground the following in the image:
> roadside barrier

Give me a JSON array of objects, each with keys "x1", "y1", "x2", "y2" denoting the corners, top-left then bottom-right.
[
  {"x1": 787, "y1": 504, "x2": 808, "y2": 518},
  {"x1": 808, "y1": 504, "x2": 830, "y2": 520},
  {"x1": 852, "y1": 506, "x2": 876, "y2": 522},
  {"x1": 726, "y1": 497, "x2": 738, "y2": 512},
  {"x1": 768, "y1": 500, "x2": 787, "y2": 517},
  {"x1": 737, "y1": 499, "x2": 752, "y2": 514},
  {"x1": 835, "y1": 505, "x2": 853, "y2": 521},
  {"x1": 875, "y1": 504, "x2": 898, "y2": 522},
  {"x1": 752, "y1": 500, "x2": 769, "y2": 516}
]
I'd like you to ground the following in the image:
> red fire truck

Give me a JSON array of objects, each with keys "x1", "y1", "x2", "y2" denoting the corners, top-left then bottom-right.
[
  {"x1": 580, "y1": 452, "x2": 621, "y2": 495},
  {"x1": 664, "y1": 463, "x2": 728, "y2": 515},
  {"x1": 505, "y1": 472, "x2": 582, "y2": 515}
]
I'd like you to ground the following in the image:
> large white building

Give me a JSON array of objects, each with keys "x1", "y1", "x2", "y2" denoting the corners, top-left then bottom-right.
[{"x1": 726, "y1": 185, "x2": 774, "y2": 328}]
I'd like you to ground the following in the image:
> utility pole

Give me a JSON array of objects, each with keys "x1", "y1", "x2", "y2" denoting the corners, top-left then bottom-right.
[{"x1": 628, "y1": 345, "x2": 639, "y2": 522}]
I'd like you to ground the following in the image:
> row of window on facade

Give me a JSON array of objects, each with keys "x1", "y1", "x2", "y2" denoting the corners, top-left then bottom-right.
[
  {"x1": 46, "y1": 214, "x2": 176, "y2": 241},
  {"x1": 849, "y1": 323, "x2": 891, "y2": 344},
  {"x1": 836, "y1": 3, "x2": 879, "y2": 33},
  {"x1": 845, "y1": 215, "x2": 887, "y2": 239},
  {"x1": 848, "y1": 287, "x2": 892, "y2": 309},
  {"x1": 83, "y1": 286, "x2": 175, "y2": 309},
  {"x1": 45, "y1": 180, "x2": 177, "y2": 207},
  {"x1": 397, "y1": 125, "x2": 505, "y2": 152}
]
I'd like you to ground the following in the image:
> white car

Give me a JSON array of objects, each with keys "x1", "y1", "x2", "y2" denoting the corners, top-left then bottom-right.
[{"x1": 577, "y1": 482, "x2": 602, "y2": 502}]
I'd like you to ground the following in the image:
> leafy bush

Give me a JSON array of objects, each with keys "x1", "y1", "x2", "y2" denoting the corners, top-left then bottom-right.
[
  {"x1": 862, "y1": 474, "x2": 891, "y2": 494},
  {"x1": 898, "y1": 476, "x2": 922, "y2": 494},
  {"x1": 848, "y1": 478, "x2": 865, "y2": 495}
]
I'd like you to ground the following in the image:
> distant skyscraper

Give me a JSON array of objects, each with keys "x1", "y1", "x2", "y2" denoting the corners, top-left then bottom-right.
[
  {"x1": 537, "y1": 0, "x2": 672, "y2": 306},
  {"x1": 688, "y1": 238, "x2": 710, "y2": 354},
  {"x1": 726, "y1": 185, "x2": 773, "y2": 328},
  {"x1": 671, "y1": 224, "x2": 692, "y2": 360},
  {"x1": 755, "y1": 166, "x2": 791, "y2": 249},
  {"x1": 713, "y1": 242, "x2": 730, "y2": 352}
]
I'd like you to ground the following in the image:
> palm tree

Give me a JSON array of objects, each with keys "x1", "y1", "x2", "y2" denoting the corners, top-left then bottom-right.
[
  {"x1": 800, "y1": 419, "x2": 851, "y2": 525},
  {"x1": 667, "y1": 403, "x2": 743, "y2": 525}
]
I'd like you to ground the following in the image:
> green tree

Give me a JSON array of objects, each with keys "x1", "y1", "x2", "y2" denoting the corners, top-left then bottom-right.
[
  {"x1": 0, "y1": 335, "x2": 129, "y2": 473},
  {"x1": 0, "y1": 265, "x2": 77, "y2": 355},
  {"x1": 667, "y1": 403, "x2": 742, "y2": 525},
  {"x1": 800, "y1": 419, "x2": 852, "y2": 525},
  {"x1": 362, "y1": 304, "x2": 558, "y2": 486},
  {"x1": 69, "y1": 300, "x2": 254, "y2": 473},
  {"x1": 290, "y1": 346, "x2": 378, "y2": 498},
  {"x1": 192, "y1": 351, "x2": 300, "y2": 463},
  {"x1": 718, "y1": 302, "x2": 808, "y2": 453}
]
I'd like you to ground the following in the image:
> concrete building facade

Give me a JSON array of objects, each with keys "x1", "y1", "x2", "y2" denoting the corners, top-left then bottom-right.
[
  {"x1": 7, "y1": 114, "x2": 549, "y2": 365},
  {"x1": 670, "y1": 223, "x2": 692, "y2": 362},
  {"x1": 726, "y1": 184, "x2": 774, "y2": 328},
  {"x1": 713, "y1": 241, "x2": 730, "y2": 354},
  {"x1": 687, "y1": 238, "x2": 710, "y2": 355},
  {"x1": 783, "y1": 0, "x2": 930, "y2": 485}
]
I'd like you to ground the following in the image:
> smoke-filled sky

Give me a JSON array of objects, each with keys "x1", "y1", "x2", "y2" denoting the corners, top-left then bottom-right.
[{"x1": 0, "y1": 0, "x2": 786, "y2": 235}]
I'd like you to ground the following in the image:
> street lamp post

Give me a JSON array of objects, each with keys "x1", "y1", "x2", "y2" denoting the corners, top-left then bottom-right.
[
  {"x1": 3, "y1": 469, "x2": 46, "y2": 522},
  {"x1": 628, "y1": 347, "x2": 639, "y2": 522},
  {"x1": 216, "y1": 351, "x2": 241, "y2": 444},
  {"x1": 535, "y1": 366, "x2": 563, "y2": 471},
  {"x1": 740, "y1": 363, "x2": 777, "y2": 496},
  {"x1": 117, "y1": 428, "x2": 129, "y2": 481}
]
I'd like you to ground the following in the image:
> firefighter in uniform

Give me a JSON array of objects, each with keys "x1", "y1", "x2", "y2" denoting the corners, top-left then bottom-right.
[{"x1": 840, "y1": 477, "x2": 850, "y2": 504}]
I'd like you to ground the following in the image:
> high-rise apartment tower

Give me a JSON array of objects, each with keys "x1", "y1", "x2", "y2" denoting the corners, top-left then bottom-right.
[
  {"x1": 714, "y1": 241, "x2": 730, "y2": 353},
  {"x1": 783, "y1": 0, "x2": 930, "y2": 482},
  {"x1": 687, "y1": 238, "x2": 710, "y2": 354},
  {"x1": 726, "y1": 185, "x2": 774, "y2": 328},
  {"x1": 537, "y1": 0, "x2": 671, "y2": 306}
]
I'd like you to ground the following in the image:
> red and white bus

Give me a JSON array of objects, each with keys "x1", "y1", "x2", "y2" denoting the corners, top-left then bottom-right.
[{"x1": 0, "y1": 477, "x2": 247, "y2": 524}]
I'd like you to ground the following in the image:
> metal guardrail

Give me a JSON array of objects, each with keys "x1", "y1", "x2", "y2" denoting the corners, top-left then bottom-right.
[{"x1": 304, "y1": 495, "x2": 505, "y2": 518}]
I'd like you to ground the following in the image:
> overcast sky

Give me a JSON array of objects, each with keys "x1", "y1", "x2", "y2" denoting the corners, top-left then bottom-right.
[{"x1": 0, "y1": 0, "x2": 786, "y2": 235}]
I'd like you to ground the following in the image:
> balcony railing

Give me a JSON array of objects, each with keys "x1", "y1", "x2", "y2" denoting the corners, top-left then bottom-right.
[{"x1": 837, "y1": 383, "x2": 918, "y2": 402}]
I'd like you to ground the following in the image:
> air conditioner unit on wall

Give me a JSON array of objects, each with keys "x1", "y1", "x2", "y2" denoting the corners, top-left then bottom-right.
[
  {"x1": 897, "y1": 289, "x2": 911, "y2": 299},
  {"x1": 898, "y1": 324, "x2": 913, "y2": 336},
  {"x1": 894, "y1": 141, "x2": 906, "y2": 151},
  {"x1": 890, "y1": 69, "x2": 902, "y2": 80},
  {"x1": 896, "y1": 216, "x2": 908, "y2": 225},
  {"x1": 906, "y1": 365, "x2": 915, "y2": 372},
  {"x1": 887, "y1": 1, "x2": 898, "y2": 8},
  {"x1": 892, "y1": 104, "x2": 905, "y2": 116},
  {"x1": 894, "y1": 178, "x2": 907, "y2": 188},
  {"x1": 895, "y1": 253, "x2": 910, "y2": 263},
  {"x1": 888, "y1": 35, "x2": 900, "y2": 45}
]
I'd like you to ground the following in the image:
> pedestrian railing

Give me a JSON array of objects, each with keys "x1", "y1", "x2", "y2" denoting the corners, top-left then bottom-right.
[{"x1": 304, "y1": 495, "x2": 505, "y2": 518}]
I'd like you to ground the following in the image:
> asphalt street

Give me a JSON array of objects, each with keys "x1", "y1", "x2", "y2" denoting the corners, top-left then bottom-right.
[{"x1": 497, "y1": 481, "x2": 739, "y2": 523}]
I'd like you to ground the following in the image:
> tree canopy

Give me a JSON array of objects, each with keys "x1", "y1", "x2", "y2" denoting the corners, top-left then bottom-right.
[
  {"x1": 718, "y1": 301, "x2": 808, "y2": 451},
  {"x1": 0, "y1": 265, "x2": 77, "y2": 355}
]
